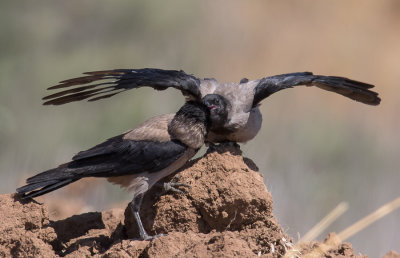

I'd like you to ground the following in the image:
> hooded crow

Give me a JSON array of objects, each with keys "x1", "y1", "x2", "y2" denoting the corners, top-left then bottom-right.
[{"x1": 17, "y1": 95, "x2": 228, "y2": 240}]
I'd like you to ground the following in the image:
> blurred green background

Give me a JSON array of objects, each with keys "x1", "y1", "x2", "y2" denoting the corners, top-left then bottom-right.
[{"x1": 1, "y1": 1, "x2": 399, "y2": 256}]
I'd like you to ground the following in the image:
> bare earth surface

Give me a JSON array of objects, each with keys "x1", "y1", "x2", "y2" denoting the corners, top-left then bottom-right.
[{"x1": 1, "y1": 146, "x2": 394, "y2": 257}]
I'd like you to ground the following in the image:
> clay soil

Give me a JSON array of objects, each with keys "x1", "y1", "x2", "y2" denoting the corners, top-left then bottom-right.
[{"x1": 1, "y1": 146, "x2": 395, "y2": 257}]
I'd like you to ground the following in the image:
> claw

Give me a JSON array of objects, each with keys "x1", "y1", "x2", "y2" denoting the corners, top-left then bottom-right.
[
  {"x1": 134, "y1": 233, "x2": 167, "y2": 241},
  {"x1": 162, "y1": 182, "x2": 191, "y2": 194}
]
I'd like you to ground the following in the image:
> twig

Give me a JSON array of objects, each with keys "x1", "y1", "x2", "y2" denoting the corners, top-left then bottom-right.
[
  {"x1": 338, "y1": 196, "x2": 400, "y2": 241},
  {"x1": 299, "y1": 202, "x2": 349, "y2": 242}
]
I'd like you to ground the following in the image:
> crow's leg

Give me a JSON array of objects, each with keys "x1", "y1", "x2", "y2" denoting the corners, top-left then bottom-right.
[
  {"x1": 206, "y1": 141, "x2": 240, "y2": 154},
  {"x1": 130, "y1": 193, "x2": 166, "y2": 241},
  {"x1": 205, "y1": 141, "x2": 217, "y2": 148},
  {"x1": 218, "y1": 141, "x2": 240, "y2": 149}
]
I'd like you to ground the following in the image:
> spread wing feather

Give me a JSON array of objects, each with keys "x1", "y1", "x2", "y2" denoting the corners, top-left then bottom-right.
[
  {"x1": 252, "y1": 72, "x2": 380, "y2": 106},
  {"x1": 43, "y1": 68, "x2": 201, "y2": 105}
]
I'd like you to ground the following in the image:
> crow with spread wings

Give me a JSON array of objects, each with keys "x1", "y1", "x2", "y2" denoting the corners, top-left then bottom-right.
[{"x1": 43, "y1": 69, "x2": 380, "y2": 143}]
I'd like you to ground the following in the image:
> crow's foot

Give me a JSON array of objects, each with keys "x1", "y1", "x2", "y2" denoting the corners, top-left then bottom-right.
[{"x1": 157, "y1": 181, "x2": 191, "y2": 194}]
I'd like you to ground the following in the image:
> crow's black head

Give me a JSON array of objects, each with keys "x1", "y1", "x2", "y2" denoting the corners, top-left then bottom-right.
[{"x1": 201, "y1": 94, "x2": 230, "y2": 130}]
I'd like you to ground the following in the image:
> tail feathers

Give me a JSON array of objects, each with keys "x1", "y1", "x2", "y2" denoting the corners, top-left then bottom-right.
[
  {"x1": 25, "y1": 166, "x2": 73, "y2": 184},
  {"x1": 17, "y1": 166, "x2": 80, "y2": 199},
  {"x1": 17, "y1": 179, "x2": 61, "y2": 193},
  {"x1": 17, "y1": 177, "x2": 79, "y2": 199}
]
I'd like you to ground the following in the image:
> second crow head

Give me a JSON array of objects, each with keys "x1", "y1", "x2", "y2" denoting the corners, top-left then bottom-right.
[{"x1": 202, "y1": 94, "x2": 230, "y2": 131}]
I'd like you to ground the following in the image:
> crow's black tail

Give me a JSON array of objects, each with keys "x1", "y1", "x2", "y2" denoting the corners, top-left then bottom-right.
[{"x1": 16, "y1": 167, "x2": 80, "y2": 198}]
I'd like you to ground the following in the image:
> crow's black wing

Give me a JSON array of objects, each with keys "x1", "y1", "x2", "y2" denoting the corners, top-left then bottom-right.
[
  {"x1": 16, "y1": 136, "x2": 188, "y2": 198},
  {"x1": 70, "y1": 136, "x2": 188, "y2": 176},
  {"x1": 43, "y1": 68, "x2": 201, "y2": 105},
  {"x1": 252, "y1": 72, "x2": 381, "y2": 106}
]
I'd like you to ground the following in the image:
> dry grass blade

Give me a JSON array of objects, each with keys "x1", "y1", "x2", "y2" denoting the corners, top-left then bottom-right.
[
  {"x1": 285, "y1": 197, "x2": 400, "y2": 258},
  {"x1": 338, "y1": 196, "x2": 400, "y2": 241},
  {"x1": 299, "y1": 201, "x2": 349, "y2": 242}
]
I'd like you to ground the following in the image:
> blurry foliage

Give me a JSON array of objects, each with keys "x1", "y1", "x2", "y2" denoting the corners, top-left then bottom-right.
[{"x1": 1, "y1": 1, "x2": 399, "y2": 256}]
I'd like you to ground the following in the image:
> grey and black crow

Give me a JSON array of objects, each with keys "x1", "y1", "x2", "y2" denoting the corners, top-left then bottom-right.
[
  {"x1": 42, "y1": 69, "x2": 381, "y2": 143},
  {"x1": 17, "y1": 95, "x2": 227, "y2": 240}
]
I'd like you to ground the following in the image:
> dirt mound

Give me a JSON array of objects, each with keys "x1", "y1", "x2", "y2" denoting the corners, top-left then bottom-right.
[
  {"x1": 1, "y1": 146, "x2": 366, "y2": 257},
  {"x1": 0, "y1": 193, "x2": 56, "y2": 257}
]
